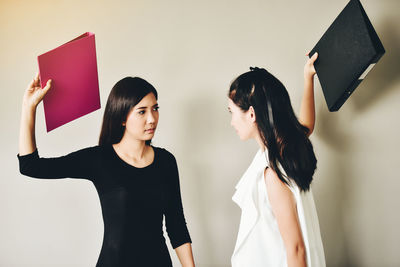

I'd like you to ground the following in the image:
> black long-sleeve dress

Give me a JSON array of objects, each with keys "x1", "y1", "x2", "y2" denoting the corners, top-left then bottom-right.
[{"x1": 17, "y1": 145, "x2": 192, "y2": 267}]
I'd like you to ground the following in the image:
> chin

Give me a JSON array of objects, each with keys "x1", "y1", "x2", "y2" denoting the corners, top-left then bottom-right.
[
  {"x1": 239, "y1": 133, "x2": 252, "y2": 141},
  {"x1": 238, "y1": 134, "x2": 247, "y2": 141},
  {"x1": 144, "y1": 134, "x2": 155, "y2": 140}
]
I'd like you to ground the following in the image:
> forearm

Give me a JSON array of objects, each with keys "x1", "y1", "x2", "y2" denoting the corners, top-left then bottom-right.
[
  {"x1": 175, "y1": 242, "x2": 195, "y2": 267},
  {"x1": 19, "y1": 103, "x2": 37, "y2": 156},
  {"x1": 299, "y1": 74, "x2": 315, "y2": 136}
]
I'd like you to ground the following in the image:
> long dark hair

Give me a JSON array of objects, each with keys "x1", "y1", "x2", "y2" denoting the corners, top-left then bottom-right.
[
  {"x1": 229, "y1": 67, "x2": 316, "y2": 191},
  {"x1": 99, "y1": 77, "x2": 158, "y2": 146}
]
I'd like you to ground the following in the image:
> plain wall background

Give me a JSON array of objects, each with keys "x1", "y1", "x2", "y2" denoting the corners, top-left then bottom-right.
[{"x1": 1, "y1": 0, "x2": 399, "y2": 266}]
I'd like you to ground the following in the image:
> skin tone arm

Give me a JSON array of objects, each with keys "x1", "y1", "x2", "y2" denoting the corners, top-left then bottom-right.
[
  {"x1": 265, "y1": 168, "x2": 306, "y2": 267},
  {"x1": 19, "y1": 74, "x2": 52, "y2": 156},
  {"x1": 299, "y1": 52, "x2": 318, "y2": 137},
  {"x1": 175, "y1": 243, "x2": 195, "y2": 267}
]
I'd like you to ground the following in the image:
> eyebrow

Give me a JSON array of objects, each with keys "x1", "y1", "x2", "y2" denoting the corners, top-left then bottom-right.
[{"x1": 136, "y1": 104, "x2": 159, "y2": 110}]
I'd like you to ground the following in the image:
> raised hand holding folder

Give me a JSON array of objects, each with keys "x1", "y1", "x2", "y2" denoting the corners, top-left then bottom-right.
[
  {"x1": 309, "y1": 0, "x2": 385, "y2": 112},
  {"x1": 38, "y1": 32, "x2": 101, "y2": 132}
]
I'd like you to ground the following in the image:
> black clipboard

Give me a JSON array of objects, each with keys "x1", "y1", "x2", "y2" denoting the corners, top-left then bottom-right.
[{"x1": 309, "y1": 0, "x2": 385, "y2": 112}]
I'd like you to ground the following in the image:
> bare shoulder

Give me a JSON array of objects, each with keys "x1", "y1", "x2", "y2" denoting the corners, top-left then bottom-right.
[
  {"x1": 264, "y1": 167, "x2": 290, "y2": 192},
  {"x1": 264, "y1": 167, "x2": 296, "y2": 207}
]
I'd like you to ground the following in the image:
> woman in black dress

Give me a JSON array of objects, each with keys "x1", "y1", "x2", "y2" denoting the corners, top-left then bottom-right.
[{"x1": 18, "y1": 75, "x2": 195, "y2": 267}]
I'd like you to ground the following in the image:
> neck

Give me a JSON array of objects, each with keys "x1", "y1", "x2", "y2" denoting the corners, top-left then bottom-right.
[
  {"x1": 114, "y1": 136, "x2": 148, "y2": 159},
  {"x1": 254, "y1": 131, "x2": 266, "y2": 151}
]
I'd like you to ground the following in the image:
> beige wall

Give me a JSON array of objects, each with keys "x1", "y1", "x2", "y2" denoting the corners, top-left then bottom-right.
[{"x1": 1, "y1": 0, "x2": 399, "y2": 266}]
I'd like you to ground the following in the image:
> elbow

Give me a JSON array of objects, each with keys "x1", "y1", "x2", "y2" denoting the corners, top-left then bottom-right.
[
  {"x1": 19, "y1": 168, "x2": 26, "y2": 176},
  {"x1": 287, "y1": 243, "x2": 306, "y2": 264},
  {"x1": 19, "y1": 164, "x2": 30, "y2": 176},
  {"x1": 18, "y1": 163, "x2": 39, "y2": 178},
  {"x1": 19, "y1": 167, "x2": 34, "y2": 177},
  {"x1": 305, "y1": 125, "x2": 314, "y2": 137},
  {"x1": 309, "y1": 123, "x2": 315, "y2": 134},
  {"x1": 300, "y1": 121, "x2": 314, "y2": 137},
  {"x1": 17, "y1": 152, "x2": 39, "y2": 177},
  {"x1": 295, "y1": 243, "x2": 306, "y2": 259}
]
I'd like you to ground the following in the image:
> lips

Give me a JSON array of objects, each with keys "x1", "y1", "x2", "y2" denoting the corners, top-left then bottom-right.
[{"x1": 145, "y1": 128, "x2": 156, "y2": 133}]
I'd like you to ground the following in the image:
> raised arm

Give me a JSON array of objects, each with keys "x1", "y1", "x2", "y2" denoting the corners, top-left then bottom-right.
[
  {"x1": 18, "y1": 74, "x2": 95, "y2": 180},
  {"x1": 299, "y1": 52, "x2": 318, "y2": 137},
  {"x1": 19, "y1": 73, "x2": 52, "y2": 156}
]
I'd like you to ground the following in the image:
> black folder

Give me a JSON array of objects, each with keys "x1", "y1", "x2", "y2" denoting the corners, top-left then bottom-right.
[{"x1": 309, "y1": 0, "x2": 385, "y2": 112}]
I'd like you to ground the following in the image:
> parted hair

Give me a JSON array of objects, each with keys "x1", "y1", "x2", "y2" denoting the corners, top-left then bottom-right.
[{"x1": 99, "y1": 77, "x2": 158, "y2": 146}]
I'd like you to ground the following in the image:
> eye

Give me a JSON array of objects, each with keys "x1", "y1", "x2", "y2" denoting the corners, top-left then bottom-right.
[
  {"x1": 138, "y1": 110, "x2": 145, "y2": 115},
  {"x1": 153, "y1": 106, "x2": 159, "y2": 111}
]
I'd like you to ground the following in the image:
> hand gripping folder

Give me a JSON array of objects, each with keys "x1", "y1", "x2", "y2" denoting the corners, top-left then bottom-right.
[
  {"x1": 309, "y1": 0, "x2": 385, "y2": 112},
  {"x1": 38, "y1": 32, "x2": 101, "y2": 132}
]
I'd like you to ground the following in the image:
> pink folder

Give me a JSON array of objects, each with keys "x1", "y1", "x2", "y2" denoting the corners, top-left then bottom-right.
[{"x1": 38, "y1": 32, "x2": 101, "y2": 132}]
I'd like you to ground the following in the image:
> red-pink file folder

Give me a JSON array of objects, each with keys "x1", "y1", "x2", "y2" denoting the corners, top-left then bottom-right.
[{"x1": 38, "y1": 32, "x2": 101, "y2": 132}]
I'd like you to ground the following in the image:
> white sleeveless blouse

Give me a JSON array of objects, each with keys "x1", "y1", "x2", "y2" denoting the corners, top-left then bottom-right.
[{"x1": 231, "y1": 149, "x2": 326, "y2": 267}]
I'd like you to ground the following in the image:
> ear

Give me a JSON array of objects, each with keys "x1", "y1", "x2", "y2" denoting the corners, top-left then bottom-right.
[
  {"x1": 122, "y1": 121, "x2": 126, "y2": 126},
  {"x1": 249, "y1": 106, "x2": 256, "y2": 123}
]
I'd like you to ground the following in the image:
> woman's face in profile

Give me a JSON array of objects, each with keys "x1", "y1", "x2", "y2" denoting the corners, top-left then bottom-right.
[
  {"x1": 228, "y1": 98, "x2": 254, "y2": 141},
  {"x1": 123, "y1": 92, "x2": 159, "y2": 142}
]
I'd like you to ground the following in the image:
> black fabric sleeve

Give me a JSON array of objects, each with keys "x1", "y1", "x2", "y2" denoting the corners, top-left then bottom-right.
[
  {"x1": 163, "y1": 152, "x2": 192, "y2": 249},
  {"x1": 17, "y1": 147, "x2": 97, "y2": 180}
]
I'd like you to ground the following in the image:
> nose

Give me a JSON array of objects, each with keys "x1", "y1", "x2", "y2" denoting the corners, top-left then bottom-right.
[{"x1": 147, "y1": 111, "x2": 156, "y2": 124}]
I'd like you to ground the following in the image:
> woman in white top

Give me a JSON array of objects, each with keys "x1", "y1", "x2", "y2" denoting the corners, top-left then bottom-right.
[{"x1": 228, "y1": 52, "x2": 326, "y2": 267}]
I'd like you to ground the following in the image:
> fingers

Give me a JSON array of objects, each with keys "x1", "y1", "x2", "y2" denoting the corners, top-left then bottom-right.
[
  {"x1": 309, "y1": 52, "x2": 318, "y2": 65},
  {"x1": 304, "y1": 52, "x2": 318, "y2": 77},
  {"x1": 311, "y1": 52, "x2": 318, "y2": 61},
  {"x1": 42, "y1": 79, "x2": 52, "y2": 94},
  {"x1": 306, "y1": 51, "x2": 318, "y2": 61},
  {"x1": 27, "y1": 73, "x2": 39, "y2": 91},
  {"x1": 28, "y1": 78, "x2": 36, "y2": 90},
  {"x1": 32, "y1": 73, "x2": 41, "y2": 88}
]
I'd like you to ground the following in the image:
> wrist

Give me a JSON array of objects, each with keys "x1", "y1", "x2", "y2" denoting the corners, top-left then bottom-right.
[
  {"x1": 304, "y1": 72, "x2": 315, "y2": 80},
  {"x1": 21, "y1": 101, "x2": 37, "y2": 113}
]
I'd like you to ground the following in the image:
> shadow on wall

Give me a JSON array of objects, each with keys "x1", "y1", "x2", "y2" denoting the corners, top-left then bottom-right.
[
  {"x1": 315, "y1": 102, "x2": 355, "y2": 267},
  {"x1": 315, "y1": 16, "x2": 400, "y2": 267},
  {"x1": 351, "y1": 19, "x2": 400, "y2": 111}
]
